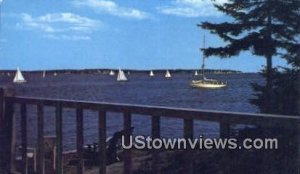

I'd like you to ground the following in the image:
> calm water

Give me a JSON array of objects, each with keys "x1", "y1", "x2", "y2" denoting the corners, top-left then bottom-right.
[{"x1": 0, "y1": 72, "x2": 263, "y2": 150}]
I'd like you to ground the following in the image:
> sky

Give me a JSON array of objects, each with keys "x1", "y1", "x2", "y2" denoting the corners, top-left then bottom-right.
[{"x1": 0, "y1": 0, "x2": 289, "y2": 72}]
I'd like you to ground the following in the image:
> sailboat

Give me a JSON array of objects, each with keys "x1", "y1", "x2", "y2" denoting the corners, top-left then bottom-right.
[
  {"x1": 42, "y1": 71, "x2": 46, "y2": 78},
  {"x1": 149, "y1": 70, "x2": 154, "y2": 77},
  {"x1": 13, "y1": 67, "x2": 27, "y2": 83},
  {"x1": 191, "y1": 36, "x2": 226, "y2": 89},
  {"x1": 117, "y1": 68, "x2": 128, "y2": 82},
  {"x1": 109, "y1": 70, "x2": 115, "y2": 76},
  {"x1": 165, "y1": 70, "x2": 171, "y2": 78},
  {"x1": 194, "y1": 71, "x2": 198, "y2": 76},
  {"x1": 54, "y1": 72, "x2": 57, "y2": 76}
]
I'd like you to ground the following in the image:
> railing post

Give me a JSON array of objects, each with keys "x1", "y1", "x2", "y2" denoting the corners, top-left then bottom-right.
[
  {"x1": 0, "y1": 88, "x2": 4, "y2": 123},
  {"x1": 123, "y1": 111, "x2": 132, "y2": 174},
  {"x1": 286, "y1": 121, "x2": 300, "y2": 173},
  {"x1": 10, "y1": 103, "x2": 17, "y2": 173},
  {"x1": 55, "y1": 102, "x2": 63, "y2": 174},
  {"x1": 0, "y1": 88, "x2": 4, "y2": 174},
  {"x1": 37, "y1": 104, "x2": 45, "y2": 174},
  {"x1": 151, "y1": 115, "x2": 160, "y2": 174},
  {"x1": 220, "y1": 120, "x2": 230, "y2": 174},
  {"x1": 76, "y1": 108, "x2": 84, "y2": 174},
  {"x1": 98, "y1": 110, "x2": 106, "y2": 174},
  {"x1": 184, "y1": 119, "x2": 193, "y2": 139},
  {"x1": 183, "y1": 119, "x2": 193, "y2": 174},
  {"x1": 297, "y1": 120, "x2": 300, "y2": 174},
  {"x1": 21, "y1": 103, "x2": 28, "y2": 174},
  {"x1": 0, "y1": 88, "x2": 15, "y2": 173}
]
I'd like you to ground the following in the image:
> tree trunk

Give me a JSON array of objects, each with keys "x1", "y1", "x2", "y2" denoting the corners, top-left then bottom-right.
[
  {"x1": 265, "y1": 54, "x2": 273, "y2": 113},
  {"x1": 265, "y1": 3, "x2": 273, "y2": 113}
]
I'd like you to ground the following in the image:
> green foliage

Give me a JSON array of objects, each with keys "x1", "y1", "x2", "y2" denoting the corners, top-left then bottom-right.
[
  {"x1": 283, "y1": 43, "x2": 300, "y2": 68},
  {"x1": 251, "y1": 41, "x2": 299, "y2": 115},
  {"x1": 199, "y1": 0, "x2": 300, "y2": 58},
  {"x1": 251, "y1": 68, "x2": 300, "y2": 115},
  {"x1": 200, "y1": 0, "x2": 300, "y2": 114}
]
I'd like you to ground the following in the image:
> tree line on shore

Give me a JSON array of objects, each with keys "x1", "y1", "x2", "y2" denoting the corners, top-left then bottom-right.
[{"x1": 0, "y1": 69, "x2": 241, "y2": 75}]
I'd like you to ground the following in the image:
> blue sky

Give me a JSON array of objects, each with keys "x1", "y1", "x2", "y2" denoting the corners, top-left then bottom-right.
[{"x1": 0, "y1": 0, "x2": 288, "y2": 72}]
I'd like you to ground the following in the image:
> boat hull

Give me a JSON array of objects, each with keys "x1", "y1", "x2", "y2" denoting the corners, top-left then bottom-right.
[
  {"x1": 13, "y1": 80, "x2": 27, "y2": 83},
  {"x1": 191, "y1": 80, "x2": 226, "y2": 89},
  {"x1": 117, "y1": 79, "x2": 128, "y2": 82}
]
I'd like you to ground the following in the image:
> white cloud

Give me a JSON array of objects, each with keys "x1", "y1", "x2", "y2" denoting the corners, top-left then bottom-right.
[
  {"x1": 17, "y1": 13, "x2": 102, "y2": 40},
  {"x1": 44, "y1": 34, "x2": 91, "y2": 41},
  {"x1": 71, "y1": 0, "x2": 151, "y2": 20},
  {"x1": 158, "y1": 0, "x2": 228, "y2": 17}
]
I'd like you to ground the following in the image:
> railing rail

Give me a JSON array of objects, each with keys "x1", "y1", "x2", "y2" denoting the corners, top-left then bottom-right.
[
  {"x1": 5, "y1": 96, "x2": 299, "y2": 126},
  {"x1": 1, "y1": 92, "x2": 299, "y2": 174}
]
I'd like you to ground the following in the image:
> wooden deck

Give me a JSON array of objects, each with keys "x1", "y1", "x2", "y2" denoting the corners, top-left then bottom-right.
[{"x1": 0, "y1": 87, "x2": 299, "y2": 174}]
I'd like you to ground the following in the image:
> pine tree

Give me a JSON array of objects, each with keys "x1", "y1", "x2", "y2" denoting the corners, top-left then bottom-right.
[{"x1": 199, "y1": 0, "x2": 300, "y2": 113}]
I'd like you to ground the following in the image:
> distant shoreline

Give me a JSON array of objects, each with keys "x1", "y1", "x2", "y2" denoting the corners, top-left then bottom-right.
[{"x1": 0, "y1": 68, "x2": 242, "y2": 74}]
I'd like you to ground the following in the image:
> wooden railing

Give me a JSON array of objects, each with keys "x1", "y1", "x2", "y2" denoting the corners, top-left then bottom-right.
[{"x1": 0, "y1": 88, "x2": 299, "y2": 174}]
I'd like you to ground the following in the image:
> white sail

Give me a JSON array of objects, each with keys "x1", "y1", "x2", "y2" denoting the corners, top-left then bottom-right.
[
  {"x1": 109, "y1": 70, "x2": 115, "y2": 76},
  {"x1": 54, "y1": 72, "x2": 57, "y2": 76},
  {"x1": 117, "y1": 69, "x2": 128, "y2": 81},
  {"x1": 165, "y1": 70, "x2": 171, "y2": 78},
  {"x1": 43, "y1": 71, "x2": 46, "y2": 78},
  {"x1": 13, "y1": 67, "x2": 26, "y2": 83},
  {"x1": 150, "y1": 70, "x2": 154, "y2": 77},
  {"x1": 194, "y1": 71, "x2": 198, "y2": 76}
]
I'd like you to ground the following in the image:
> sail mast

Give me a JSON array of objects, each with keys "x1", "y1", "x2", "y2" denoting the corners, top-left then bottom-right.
[{"x1": 201, "y1": 34, "x2": 206, "y2": 80}]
